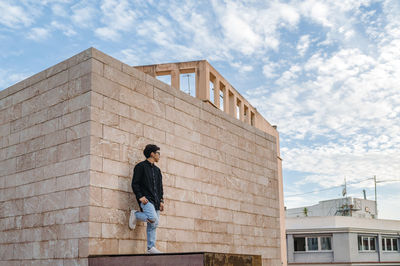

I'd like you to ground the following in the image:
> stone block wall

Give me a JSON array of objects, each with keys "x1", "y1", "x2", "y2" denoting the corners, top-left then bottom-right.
[
  {"x1": 0, "y1": 49, "x2": 96, "y2": 265},
  {"x1": 0, "y1": 48, "x2": 282, "y2": 265}
]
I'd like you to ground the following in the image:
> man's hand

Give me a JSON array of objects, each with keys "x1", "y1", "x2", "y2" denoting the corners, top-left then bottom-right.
[
  {"x1": 139, "y1": 196, "x2": 148, "y2": 205},
  {"x1": 160, "y1": 202, "x2": 164, "y2": 212}
]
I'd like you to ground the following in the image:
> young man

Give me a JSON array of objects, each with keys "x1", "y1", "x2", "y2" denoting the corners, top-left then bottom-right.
[{"x1": 129, "y1": 144, "x2": 164, "y2": 254}]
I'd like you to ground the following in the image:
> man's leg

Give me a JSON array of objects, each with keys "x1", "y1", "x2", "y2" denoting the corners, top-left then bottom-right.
[
  {"x1": 135, "y1": 202, "x2": 159, "y2": 249},
  {"x1": 147, "y1": 209, "x2": 160, "y2": 249},
  {"x1": 135, "y1": 202, "x2": 158, "y2": 224}
]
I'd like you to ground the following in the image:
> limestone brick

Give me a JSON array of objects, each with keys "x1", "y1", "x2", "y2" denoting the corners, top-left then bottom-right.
[
  {"x1": 153, "y1": 87, "x2": 174, "y2": 107},
  {"x1": 174, "y1": 201, "x2": 201, "y2": 219},
  {"x1": 103, "y1": 126, "x2": 129, "y2": 146},
  {"x1": 165, "y1": 186, "x2": 195, "y2": 203},
  {"x1": 0, "y1": 244, "x2": 14, "y2": 260},
  {"x1": 119, "y1": 117, "x2": 143, "y2": 136},
  {"x1": 66, "y1": 121, "x2": 91, "y2": 141},
  {"x1": 166, "y1": 159, "x2": 195, "y2": 180},
  {"x1": 64, "y1": 258, "x2": 89, "y2": 266},
  {"x1": 104, "y1": 65, "x2": 130, "y2": 89},
  {"x1": 175, "y1": 97, "x2": 200, "y2": 118},
  {"x1": 88, "y1": 238, "x2": 119, "y2": 255},
  {"x1": 165, "y1": 216, "x2": 194, "y2": 231},
  {"x1": 131, "y1": 78, "x2": 153, "y2": 98},
  {"x1": 143, "y1": 125, "x2": 165, "y2": 143},
  {"x1": 79, "y1": 238, "x2": 89, "y2": 258},
  {"x1": 13, "y1": 242, "x2": 34, "y2": 259},
  {"x1": 68, "y1": 74, "x2": 91, "y2": 99},
  {"x1": 54, "y1": 239, "x2": 79, "y2": 258},
  {"x1": 122, "y1": 64, "x2": 143, "y2": 78},
  {"x1": 101, "y1": 188, "x2": 129, "y2": 210},
  {"x1": 88, "y1": 206, "x2": 126, "y2": 225},
  {"x1": 91, "y1": 73, "x2": 120, "y2": 100},
  {"x1": 103, "y1": 158, "x2": 129, "y2": 177},
  {"x1": 91, "y1": 48, "x2": 122, "y2": 71},
  {"x1": 118, "y1": 239, "x2": 144, "y2": 254},
  {"x1": 65, "y1": 156, "x2": 90, "y2": 175},
  {"x1": 91, "y1": 171, "x2": 118, "y2": 190},
  {"x1": 65, "y1": 187, "x2": 89, "y2": 208},
  {"x1": 174, "y1": 176, "x2": 201, "y2": 193},
  {"x1": 89, "y1": 186, "x2": 102, "y2": 207},
  {"x1": 165, "y1": 105, "x2": 196, "y2": 129},
  {"x1": 60, "y1": 222, "x2": 89, "y2": 240}
]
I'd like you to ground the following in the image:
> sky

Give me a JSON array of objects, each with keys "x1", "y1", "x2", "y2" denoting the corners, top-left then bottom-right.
[{"x1": 1, "y1": 0, "x2": 399, "y2": 220}]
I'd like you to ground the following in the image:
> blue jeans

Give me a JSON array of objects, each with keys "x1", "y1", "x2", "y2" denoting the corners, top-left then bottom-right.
[{"x1": 135, "y1": 202, "x2": 160, "y2": 249}]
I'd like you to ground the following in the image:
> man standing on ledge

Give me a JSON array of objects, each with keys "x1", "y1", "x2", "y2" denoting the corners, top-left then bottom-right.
[{"x1": 129, "y1": 144, "x2": 164, "y2": 254}]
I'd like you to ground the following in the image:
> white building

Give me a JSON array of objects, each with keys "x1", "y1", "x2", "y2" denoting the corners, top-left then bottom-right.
[
  {"x1": 286, "y1": 197, "x2": 377, "y2": 219},
  {"x1": 286, "y1": 216, "x2": 400, "y2": 265}
]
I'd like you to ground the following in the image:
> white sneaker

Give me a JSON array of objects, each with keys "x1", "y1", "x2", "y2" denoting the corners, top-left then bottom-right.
[
  {"x1": 128, "y1": 210, "x2": 137, "y2": 230},
  {"x1": 147, "y1": 247, "x2": 162, "y2": 254}
]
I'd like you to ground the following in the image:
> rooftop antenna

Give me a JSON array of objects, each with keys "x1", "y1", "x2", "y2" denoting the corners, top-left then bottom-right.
[
  {"x1": 183, "y1": 74, "x2": 191, "y2": 95},
  {"x1": 342, "y1": 178, "x2": 347, "y2": 197}
]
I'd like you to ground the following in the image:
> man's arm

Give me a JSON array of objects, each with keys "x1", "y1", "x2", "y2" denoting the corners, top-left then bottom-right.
[
  {"x1": 159, "y1": 169, "x2": 164, "y2": 211},
  {"x1": 131, "y1": 164, "x2": 144, "y2": 199},
  {"x1": 159, "y1": 169, "x2": 164, "y2": 203}
]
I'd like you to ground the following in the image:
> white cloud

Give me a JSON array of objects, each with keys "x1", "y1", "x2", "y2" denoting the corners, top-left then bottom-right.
[
  {"x1": 71, "y1": 3, "x2": 96, "y2": 28},
  {"x1": 27, "y1": 27, "x2": 50, "y2": 41},
  {"x1": 297, "y1": 35, "x2": 310, "y2": 56},
  {"x1": 51, "y1": 21, "x2": 76, "y2": 36},
  {"x1": 0, "y1": 1, "x2": 33, "y2": 28},
  {"x1": 51, "y1": 3, "x2": 69, "y2": 17},
  {"x1": 94, "y1": 0, "x2": 136, "y2": 40},
  {"x1": 263, "y1": 61, "x2": 279, "y2": 79},
  {"x1": 119, "y1": 49, "x2": 140, "y2": 65},
  {"x1": 245, "y1": 2, "x2": 400, "y2": 215},
  {"x1": 0, "y1": 69, "x2": 31, "y2": 89}
]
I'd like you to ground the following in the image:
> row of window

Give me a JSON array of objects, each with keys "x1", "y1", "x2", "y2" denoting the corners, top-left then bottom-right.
[
  {"x1": 358, "y1": 236, "x2": 399, "y2": 252},
  {"x1": 294, "y1": 236, "x2": 332, "y2": 251},
  {"x1": 294, "y1": 235, "x2": 399, "y2": 252}
]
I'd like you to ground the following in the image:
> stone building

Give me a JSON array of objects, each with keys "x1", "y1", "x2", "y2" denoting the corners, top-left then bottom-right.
[{"x1": 0, "y1": 48, "x2": 285, "y2": 265}]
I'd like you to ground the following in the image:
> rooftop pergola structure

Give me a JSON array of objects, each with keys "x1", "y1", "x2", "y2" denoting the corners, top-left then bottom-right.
[{"x1": 134, "y1": 60, "x2": 277, "y2": 137}]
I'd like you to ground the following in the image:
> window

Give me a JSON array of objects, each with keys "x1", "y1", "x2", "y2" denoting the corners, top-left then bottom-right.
[
  {"x1": 156, "y1": 74, "x2": 171, "y2": 85},
  {"x1": 382, "y1": 237, "x2": 399, "y2": 251},
  {"x1": 250, "y1": 112, "x2": 255, "y2": 126},
  {"x1": 358, "y1": 235, "x2": 376, "y2": 251},
  {"x1": 294, "y1": 236, "x2": 332, "y2": 252},
  {"x1": 307, "y1": 237, "x2": 318, "y2": 251},
  {"x1": 219, "y1": 89, "x2": 224, "y2": 110},
  {"x1": 294, "y1": 237, "x2": 306, "y2": 251},
  {"x1": 180, "y1": 73, "x2": 196, "y2": 97},
  {"x1": 236, "y1": 104, "x2": 240, "y2": 119},
  {"x1": 321, "y1": 237, "x2": 332, "y2": 250},
  {"x1": 210, "y1": 80, "x2": 215, "y2": 104}
]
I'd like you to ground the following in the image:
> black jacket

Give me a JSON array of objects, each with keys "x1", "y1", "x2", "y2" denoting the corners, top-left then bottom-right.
[{"x1": 131, "y1": 160, "x2": 164, "y2": 210}]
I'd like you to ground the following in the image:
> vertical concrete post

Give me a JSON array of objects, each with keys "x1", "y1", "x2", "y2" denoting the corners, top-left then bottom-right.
[
  {"x1": 229, "y1": 89, "x2": 236, "y2": 118},
  {"x1": 223, "y1": 83, "x2": 229, "y2": 114},
  {"x1": 171, "y1": 67, "x2": 180, "y2": 90},
  {"x1": 197, "y1": 61, "x2": 210, "y2": 101},
  {"x1": 239, "y1": 99, "x2": 244, "y2": 121},
  {"x1": 378, "y1": 234, "x2": 382, "y2": 262},
  {"x1": 214, "y1": 77, "x2": 220, "y2": 108},
  {"x1": 244, "y1": 105, "x2": 250, "y2": 124}
]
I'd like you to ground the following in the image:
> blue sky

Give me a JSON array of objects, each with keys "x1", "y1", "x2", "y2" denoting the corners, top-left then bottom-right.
[{"x1": 1, "y1": 0, "x2": 399, "y2": 219}]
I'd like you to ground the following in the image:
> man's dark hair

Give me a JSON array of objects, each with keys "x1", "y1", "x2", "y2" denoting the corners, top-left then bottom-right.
[{"x1": 143, "y1": 144, "x2": 160, "y2": 158}]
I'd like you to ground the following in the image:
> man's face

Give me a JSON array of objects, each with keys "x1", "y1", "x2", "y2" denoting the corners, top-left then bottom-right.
[{"x1": 152, "y1": 151, "x2": 160, "y2": 162}]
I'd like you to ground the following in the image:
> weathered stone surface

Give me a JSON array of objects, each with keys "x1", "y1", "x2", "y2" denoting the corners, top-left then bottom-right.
[{"x1": 0, "y1": 48, "x2": 282, "y2": 265}]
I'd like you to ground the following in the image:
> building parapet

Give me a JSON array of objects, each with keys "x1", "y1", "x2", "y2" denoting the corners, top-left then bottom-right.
[{"x1": 134, "y1": 60, "x2": 277, "y2": 138}]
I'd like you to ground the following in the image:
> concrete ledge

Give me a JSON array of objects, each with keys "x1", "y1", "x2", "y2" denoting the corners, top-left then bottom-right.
[{"x1": 88, "y1": 252, "x2": 262, "y2": 266}]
